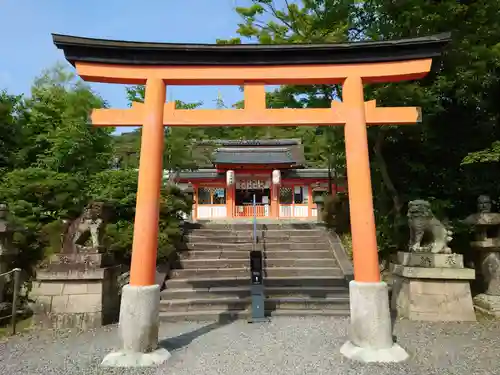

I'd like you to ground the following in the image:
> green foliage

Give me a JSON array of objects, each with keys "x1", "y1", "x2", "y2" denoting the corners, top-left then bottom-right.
[
  {"x1": 18, "y1": 65, "x2": 114, "y2": 174},
  {"x1": 322, "y1": 193, "x2": 350, "y2": 233},
  {"x1": 118, "y1": 85, "x2": 210, "y2": 173},
  {"x1": 339, "y1": 233, "x2": 352, "y2": 259},
  {"x1": 0, "y1": 168, "x2": 85, "y2": 271},
  {"x1": 322, "y1": 194, "x2": 339, "y2": 228},
  {"x1": 219, "y1": 0, "x2": 500, "y2": 259},
  {"x1": 0, "y1": 91, "x2": 24, "y2": 170},
  {"x1": 0, "y1": 65, "x2": 192, "y2": 273},
  {"x1": 86, "y1": 170, "x2": 192, "y2": 262},
  {"x1": 462, "y1": 141, "x2": 500, "y2": 165}
]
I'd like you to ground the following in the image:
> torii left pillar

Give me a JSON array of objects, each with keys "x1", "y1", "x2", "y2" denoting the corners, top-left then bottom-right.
[{"x1": 102, "y1": 78, "x2": 171, "y2": 366}]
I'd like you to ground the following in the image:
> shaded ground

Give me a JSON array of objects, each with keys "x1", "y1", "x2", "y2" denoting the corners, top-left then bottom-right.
[{"x1": 1, "y1": 316, "x2": 499, "y2": 375}]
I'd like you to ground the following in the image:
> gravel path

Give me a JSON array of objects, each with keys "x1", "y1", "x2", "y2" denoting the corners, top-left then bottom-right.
[{"x1": 1, "y1": 317, "x2": 499, "y2": 375}]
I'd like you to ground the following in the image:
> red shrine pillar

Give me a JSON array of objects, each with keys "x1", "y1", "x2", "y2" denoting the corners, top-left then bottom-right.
[{"x1": 117, "y1": 78, "x2": 167, "y2": 360}]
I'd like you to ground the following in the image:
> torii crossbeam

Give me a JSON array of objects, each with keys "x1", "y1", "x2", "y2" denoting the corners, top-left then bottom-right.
[{"x1": 53, "y1": 32, "x2": 450, "y2": 367}]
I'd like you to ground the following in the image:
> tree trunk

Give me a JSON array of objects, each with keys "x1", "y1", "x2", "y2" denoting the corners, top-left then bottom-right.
[
  {"x1": 373, "y1": 129, "x2": 403, "y2": 220},
  {"x1": 373, "y1": 129, "x2": 404, "y2": 272}
]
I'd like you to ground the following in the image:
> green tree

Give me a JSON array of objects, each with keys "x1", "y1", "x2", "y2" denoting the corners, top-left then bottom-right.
[
  {"x1": 360, "y1": 0, "x2": 500, "y2": 240},
  {"x1": 86, "y1": 170, "x2": 192, "y2": 262},
  {"x1": 0, "y1": 168, "x2": 85, "y2": 273},
  {"x1": 119, "y1": 85, "x2": 211, "y2": 175},
  {"x1": 0, "y1": 91, "x2": 24, "y2": 171},
  {"x1": 18, "y1": 64, "x2": 114, "y2": 175},
  {"x1": 0, "y1": 67, "x2": 193, "y2": 274},
  {"x1": 217, "y1": 1, "x2": 350, "y2": 173},
  {"x1": 222, "y1": 0, "x2": 500, "y2": 256}
]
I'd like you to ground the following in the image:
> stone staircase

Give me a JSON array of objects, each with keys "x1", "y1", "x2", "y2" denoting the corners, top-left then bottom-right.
[{"x1": 159, "y1": 222, "x2": 353, "y2": 321}]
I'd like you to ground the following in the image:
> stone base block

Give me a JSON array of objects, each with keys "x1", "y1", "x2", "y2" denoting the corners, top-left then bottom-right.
[
  {"x1": 101, "y1": 348, "x2": 171, "y2": 367},
  {"x1": 101, "y1": 284, "x2": 169, "y2": 367},
  {"x1": 341, "y1": 281, "x2": 408, "y2": 363},
  {"x1": 391, "y1": 265, "x2": 476, "y2": 321},
  {"x1": 340, "y1": 341, "x2": 409, "y2": 363},
  {"x1": 30, "y1": 266, "x2": 121, "y2": 329},
  {"x1": 473, "y1": 293, "x2": 500, "y2": 318}
]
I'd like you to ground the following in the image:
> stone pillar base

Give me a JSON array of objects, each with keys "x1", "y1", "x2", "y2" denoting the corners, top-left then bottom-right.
[
  {"x1": 340, "y1": 281, "x2": 408, "y2": 363},
  {"x1": 391, "y1": 252, "x2": 476, "y2": 321},
  {"x1": 101, "y1": 284, "x2": 171, "y2": 367}
]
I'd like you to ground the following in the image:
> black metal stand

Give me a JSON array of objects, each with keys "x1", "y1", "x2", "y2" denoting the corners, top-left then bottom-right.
[
  {"x1": 248, "y1": 250, "x2": 268, "y2": 323},
  {"x1": 248, "y1": 194, "x2": 269, "y2": 323}
]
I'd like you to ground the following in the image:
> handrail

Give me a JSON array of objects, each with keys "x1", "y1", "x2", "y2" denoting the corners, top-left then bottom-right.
[{"x1": 0, "y1": 267, "x2": 22, "y2": 335}]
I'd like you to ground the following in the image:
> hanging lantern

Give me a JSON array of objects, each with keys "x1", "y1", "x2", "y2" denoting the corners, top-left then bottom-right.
[
  {"x1": 272, "y1": 170, "x2": 281, "y2": 185},
  {"x1": 226, "y1": 170, "x2": 235, "y2": 186}
]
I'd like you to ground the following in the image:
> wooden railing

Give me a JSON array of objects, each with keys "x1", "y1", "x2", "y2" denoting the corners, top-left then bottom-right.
[
  {"x1": 196, "y1": 205, "x2": 227, "y2": 219},
  {"x1": 0, "y1": 267, "x2": 22, "y2": 335},
  {"x1": 279, "y1": 204, "x2": 309, "y2": 218},
  {"x1": 234, "y1": 205, "x2": 268, "y2": 217}
]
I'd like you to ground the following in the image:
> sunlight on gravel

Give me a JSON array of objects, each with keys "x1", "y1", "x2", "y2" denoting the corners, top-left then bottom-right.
[{"x1": 1, "y1": 316, "x2": 499, "y2": 375}]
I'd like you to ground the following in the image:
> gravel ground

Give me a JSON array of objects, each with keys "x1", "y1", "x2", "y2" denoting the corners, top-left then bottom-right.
[{"x1": 1, "y1": 316, "x2": 499, "y2": 375}]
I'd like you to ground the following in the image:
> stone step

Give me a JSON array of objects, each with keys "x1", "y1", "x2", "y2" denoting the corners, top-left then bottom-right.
[
  {"x1": 159, "y1": 308, "x2": 349, "y2": 322},
  {"x1": 165, "y1": 275, "x2": 346, "y2": 289},
  {"x1": 186, "y1": 223, "x2": 316, "y2": 231},
  {"x1": 160, "y1": 286, "x2": 349, "y2": 299},
  {"x1": 179, "y1": 250, "x2": 334, "y2": 260},
  {"x1": 187, "y1": 235, "x2": 327, "y2": 244},
  {"x1": 159, "y1": 296, "x2": 349, "y2": 313},
  {"x1": 186, "y1": 229, "x2": 322, "y2": 238},
  {"x1": 176, "y1": 258, "x2": 337, "y2": 269},
  {"x1": 169, "y1": 267, "x2": 342, "y2": 279},
  {"x1": 185, "y1": 242, "x2": 329, "y2": 251}
]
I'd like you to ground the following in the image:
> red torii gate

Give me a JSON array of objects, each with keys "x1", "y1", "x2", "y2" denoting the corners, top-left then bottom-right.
[{"x1": 54, "y1": 33, "x2": 449, "y2": 366}]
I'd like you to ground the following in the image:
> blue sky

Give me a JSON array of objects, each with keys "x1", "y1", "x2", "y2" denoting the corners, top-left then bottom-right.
[{"x1": 0, "y1": 0, "x2": 256, "y2": 130}]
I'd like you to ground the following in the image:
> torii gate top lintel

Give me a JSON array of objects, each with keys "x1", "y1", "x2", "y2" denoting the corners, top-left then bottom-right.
[
  {"x1": 53, "y1": 32, "x2": 450, "y2": 286},
  {"x1": 53, "y1": 33, "x2": 450, "y2": 85}
]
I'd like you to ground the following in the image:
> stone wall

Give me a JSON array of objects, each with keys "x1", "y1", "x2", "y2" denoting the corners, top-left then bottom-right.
[{"x1": 30, "y1": 266, "x2": 121, "y2": 329}]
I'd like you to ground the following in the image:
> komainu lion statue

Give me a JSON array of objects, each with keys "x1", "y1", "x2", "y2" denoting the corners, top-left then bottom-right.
[
  {"x1": 62, "y1": 202, "x2": 107, "y2": 253},
  {"x1": 407, "y1": 199, "x2": 453, "y2": 254}
]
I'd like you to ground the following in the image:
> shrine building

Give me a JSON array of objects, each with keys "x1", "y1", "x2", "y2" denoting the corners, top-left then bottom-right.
[{"x1": 176, "y1": 139, "x2": 344, "y2": 220}]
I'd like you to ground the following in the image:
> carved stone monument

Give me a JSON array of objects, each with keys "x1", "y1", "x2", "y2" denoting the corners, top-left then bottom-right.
[
  {"x1": 0, "y1": 203, "x2": 19, "y2": 304},
  {"x1": 463, "y1": 195, "x2": 500, "y2": 318},
  {"x1": 391, "y1": 199, "x2": 476, "y2": 321},
  {"x1": 30, "y1": 202, "x2": 121, "y2": 329}
]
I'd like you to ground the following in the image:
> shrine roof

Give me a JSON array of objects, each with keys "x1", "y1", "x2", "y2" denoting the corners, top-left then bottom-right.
[
  {"x1": 198, "y1": 139, "x2": 300, "y2": 147},
  {"x1": 214, "y1": 147, "x2": 299, "y2": 165},
  {"x1": 52, "y1": 33, "x2": 451, "y2": 66},
  {"x1": 176, "y1": 168, "x2": 337, "y2": 180},
  {"x1": 206, "y1": 139, "x2": 305, "y2": 166}
]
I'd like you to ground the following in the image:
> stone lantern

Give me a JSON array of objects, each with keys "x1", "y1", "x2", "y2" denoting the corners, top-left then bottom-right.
[
  {"x1": 463, "y1": 195, "x2": 500, "y2": 317},
  {"x1": 183, "y1": 183, "x2": 195, "y2": 222},
  {"x1": 0, "y1": 203, "x2": 19, "y2": 303},
  {"x1": 313, "y1": 194, "x2": 325, "y2": 224}
]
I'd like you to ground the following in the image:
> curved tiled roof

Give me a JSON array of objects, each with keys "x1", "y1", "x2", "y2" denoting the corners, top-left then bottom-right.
[
  {"x1": 214, "y1": 147, "x2": 296, "y2": 165},
  {"x1": 52, "y1": 33, "x2": 450, "y2": 66}
]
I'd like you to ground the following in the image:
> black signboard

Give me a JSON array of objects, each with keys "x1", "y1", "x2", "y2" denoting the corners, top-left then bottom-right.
[{"x1": 250, "y1": 250, "x2": 263, "y2": 285}]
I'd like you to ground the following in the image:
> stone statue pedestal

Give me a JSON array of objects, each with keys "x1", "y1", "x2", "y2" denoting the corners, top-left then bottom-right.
[
  {"x1": 31, "y1": 246, "x2": 121, "y2": 330},
  {"x1": 391, "y1": 252, "x2": 476, "y2": 321}
]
